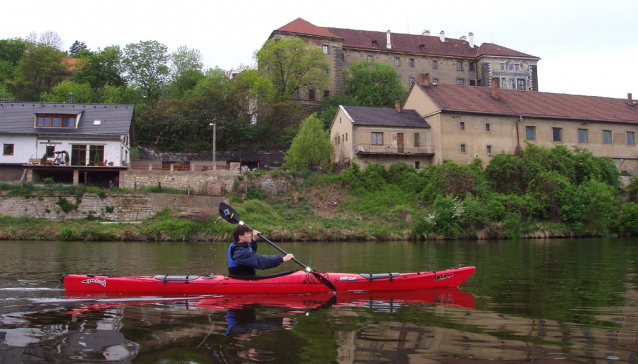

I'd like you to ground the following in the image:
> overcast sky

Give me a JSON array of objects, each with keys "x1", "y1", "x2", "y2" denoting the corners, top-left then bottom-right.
[{"x1": 4, "y1": 0, "x2": 636, "y2": 99}]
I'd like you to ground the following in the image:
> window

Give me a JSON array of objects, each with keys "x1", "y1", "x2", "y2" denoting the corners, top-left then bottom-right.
[
  {"x1": 414, "y1": 133, "x2": 420, "y2": 147},
  {"x1": 506, "y1": 60, "x2": 513, "y2": 70},
  {"x1": 603, "y1": 130, "x2": 612, "y2": 144},
  {"x1": 324, "y1": 90, "x2": 330, "y2": 98},
  {"x1": 459, "y1": 121, "x2": 466, "y2": 131},
  {"x1": 460, "y1": 144, "x2": 466, "y2": 153},
  {"x1": 371, "y1": 132, "x2": 383, "y2": 145},
  {"x1": 456, "y1": 60, "x2": 463, "y2": 71},
  {"x1": 578, "y1": 129, "x2": 588, "y2": 143},
  {"x1": 470, "y1": 80, "x2": 476, "y2": 86},
  {"x1": 514, "y1": 63, "x2": 520, "y2": 71},
  {"x1": 517, "y1": 79, "x2": 526, "y2": 90},
  {"x1": 394, "y1": 57, "x2": 400, "y2": 66},
  {"x1": 3, "y1": 144, "x2": 14, "y2": 156},
  {"x1": 627, "y1": 131, "x2": 635, "y2": 146},
  {"x1": 433, "y1": 78, "x2": 439, "y2": 84},
  {"x1": 46, "y1": 146, "x2": 55, "y2": 157},
  {"x1": 71, "y1": 144, "x2": 87, "y2": 165},
  {"x1": 526, "y1": 126, "x2": 536, "y2": 141},
  {"x1": 469, "y1": 61, "x2": 475, "y2": 72},
  {"x1": 486, "y1": 145, "x2": 492, "y2": 154},
  {"x1": 415, "y1": 161, "x2": 420, "y2": 169},
  {"x1": 322, "y1": 45, "x2": 328, "y2": 54},
  {"x1": 485, "y1": 123, "x2": 491, "y2": 132},
  {"x1": 409, "y1": 77, "x2": 416, "y2": 87},
  {"x1": 500, "y1": 63, "x2": 505, "y2": 71},
  {"x1": 553, "y1": 127, "x2": 562, "y2": 142},
  {"x1": 432, "y1": 59, "x2": 438, "y2": 69},
  {"x1": 456, "y1": 78, "x2": 464, "y2": 86},
  {"x1": 89, "y1": 145, "x2": 104, "y2": 164},
  {"x1": 308, "y1": 89, "x2": 315, "y2": 101},
  {"x1": 409, "y1": 58, "x2": 415, "y2": 68},
  {"x1": 367, "y1": 55, "x2": 374, "y2": 63},
  {"x1": 36, "y1": 114, "x2": 76, "y2": 128}
]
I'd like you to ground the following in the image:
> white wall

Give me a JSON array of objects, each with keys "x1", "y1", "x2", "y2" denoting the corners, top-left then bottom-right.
[{"x1": 1, "y1": 135, "x2": 37, "y2": 163}]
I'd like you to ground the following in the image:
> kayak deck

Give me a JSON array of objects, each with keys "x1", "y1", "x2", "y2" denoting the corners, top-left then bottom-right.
[{"x1": 62, "y1": 266, "x2": 476, "y2": 295}]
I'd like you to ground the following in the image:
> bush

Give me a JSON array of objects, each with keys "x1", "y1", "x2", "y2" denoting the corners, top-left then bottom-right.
[{"x1": 60, "y1": 227, "x2": 77, "y2": 241}]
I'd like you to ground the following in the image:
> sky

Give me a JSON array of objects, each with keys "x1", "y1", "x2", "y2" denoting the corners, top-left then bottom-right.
[{"x1": 4, "y1": 0, "x2": 637, "y2": 99}]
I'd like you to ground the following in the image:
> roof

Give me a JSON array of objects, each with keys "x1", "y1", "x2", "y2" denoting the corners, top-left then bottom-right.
[
  {"x1": 273, "y1": 18, "x2": 538, "y2": 60},
  {"x1": 342, "y1": 105, "x2": 429, "y2": 128},
  {"x1": 0, "y1": 102, "x2": 135, "y2": 135},
  {"x1": 417, "y1": 84, "x2": 638, "y2": 123}
]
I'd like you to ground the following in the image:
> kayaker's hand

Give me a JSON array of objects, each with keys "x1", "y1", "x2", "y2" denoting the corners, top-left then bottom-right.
[
  {"x1": 283, "y1": 254, "x2": 294, "y2": 262},
  {"x1": 252, "y1": 230, "x2": 260, "y2": 240}
]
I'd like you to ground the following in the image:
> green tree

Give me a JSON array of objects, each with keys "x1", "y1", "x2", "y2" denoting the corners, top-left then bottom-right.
[
  {"x1": 344, "y1": 60, "x2": 406, "y2": 107},
  {"x1": 122, "y1": 40, "x2": 170, "y2": 103},
  {"x1": 284, "y1": 113, "x2": 333, "y2": 169},
  {"x1": 318, "y1": 94, "x2": 358, "y2": 129},
  {"x1": 68, "y1": 40, "x2": 87, "y2": 56},
  {"x1": 256, "y1": 37, "x2": 329, "y2": 102},
  {"x1": 168, "y1": 46, "x2": 204, "y2": 98},
  {"x1": 41, "y1": 80, "x2": 93, "y2": 103},
  {"x1": 10, "y1": 42, "x2": 68, "y2": 101},
  {"x1": 74, "y1": 46, "x2": 125, "y2": 90}
]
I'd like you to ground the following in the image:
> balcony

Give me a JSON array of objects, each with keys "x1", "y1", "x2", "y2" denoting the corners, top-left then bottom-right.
[{"x1": 356, "y1": 144, "x2": 435, "y2": 156}]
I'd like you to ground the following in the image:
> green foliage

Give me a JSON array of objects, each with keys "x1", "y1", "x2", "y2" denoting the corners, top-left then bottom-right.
[
  {"x1": 246, "y1": 186, "x2": 267, "y2": 200},
  {"x1": 105, "y1": 205, "x2": 114, "y2": 213},
  {"x1": 122, "y1": 40, "x2": 170, "y2": 103},
  {"x1": 60, "y1": 227, "x2": 77, "y2": 240},
  {"x1": 619, "y1": 203, "x2": 638, "y2": 233},
  {"x1": 284, "y1": 113, "x2": 333, "y2": 169},
  {"x1": 56, "y1": 196, "x2": 77, "y2": 213},
  {"x1": 41, "y1": 80, "x2": 93, "y2": 102},
  {"x1": 344, "y1": 60, "x2": 406, "y2": 107}
]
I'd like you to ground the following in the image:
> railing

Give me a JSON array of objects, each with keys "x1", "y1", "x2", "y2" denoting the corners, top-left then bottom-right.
[
  {"x1": 129, "y1": 163, "x2": 230, "y2": 171},
  {"x1": 356, "y1": 144, "x2": 435, "y2": 155}
]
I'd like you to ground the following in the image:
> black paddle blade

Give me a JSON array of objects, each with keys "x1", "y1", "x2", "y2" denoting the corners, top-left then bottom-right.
[
  {"x1": 312, "y1": 272, "x2": 337, "y2": 292},
  {"x1": 219, "y1": 202, "x2": 240, "y2": 224}
]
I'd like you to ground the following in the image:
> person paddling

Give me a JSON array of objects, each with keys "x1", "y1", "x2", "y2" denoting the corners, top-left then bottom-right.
[{"x1": 228, "y1": 225, "x2": 295, "y2": 277}]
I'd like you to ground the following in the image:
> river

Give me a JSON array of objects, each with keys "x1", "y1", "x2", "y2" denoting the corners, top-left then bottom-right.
[{"x1": 0, "y1": 238, "x2": 636, "y2": 363}]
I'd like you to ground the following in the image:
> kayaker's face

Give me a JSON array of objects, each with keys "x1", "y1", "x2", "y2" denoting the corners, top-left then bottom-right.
[{"x1": 238, "y1": 231, "x2": 253, "y2": 243}]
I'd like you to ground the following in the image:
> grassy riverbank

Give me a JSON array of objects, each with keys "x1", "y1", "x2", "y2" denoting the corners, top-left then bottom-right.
[{"x1": 2, "y1": 144, "x2": 638, "y2": 242}]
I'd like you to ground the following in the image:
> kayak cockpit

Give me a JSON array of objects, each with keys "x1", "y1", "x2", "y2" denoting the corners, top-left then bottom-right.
[{"x1": 228, "y1": 269, "x2": 300, "y2": 281}]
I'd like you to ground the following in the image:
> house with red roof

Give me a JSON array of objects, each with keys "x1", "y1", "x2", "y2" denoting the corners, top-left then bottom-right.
[
  {"x1": 270, "y1": 18, "x2": 540, "y2": 103},
  {"x1": 332, "y1": 74, "x2": 638, "y2": 173}
]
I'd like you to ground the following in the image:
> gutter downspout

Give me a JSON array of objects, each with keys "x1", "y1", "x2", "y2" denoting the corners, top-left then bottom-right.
[{"x1": 515, "y1": 116, "x2": 523, "y2": 155}]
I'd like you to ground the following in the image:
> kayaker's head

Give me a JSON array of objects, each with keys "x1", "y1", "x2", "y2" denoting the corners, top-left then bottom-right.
[{"x1": 233, "y1": 225, "x2": 252, "y2": 243}]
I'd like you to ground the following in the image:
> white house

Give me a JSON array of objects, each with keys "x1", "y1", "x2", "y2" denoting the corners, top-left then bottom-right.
[{"x1": 0, "y1": 102, "x2": 135, "y2": 185}]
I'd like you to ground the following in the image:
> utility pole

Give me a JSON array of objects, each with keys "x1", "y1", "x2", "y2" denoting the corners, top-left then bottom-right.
[{"x1": 209, "y1": 120, "x2": 217, "y2": 171}]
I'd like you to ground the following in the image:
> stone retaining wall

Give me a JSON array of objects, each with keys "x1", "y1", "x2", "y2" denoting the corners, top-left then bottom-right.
[{"x1": 0, "y1": 192, "x2": 224, "y2": 221}]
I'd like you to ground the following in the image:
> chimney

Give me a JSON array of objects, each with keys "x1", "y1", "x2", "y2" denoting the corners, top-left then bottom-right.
[
  {"x1": 439, "y1": 31, "x2": 445, "y2": 42},
  {"x1": 491, "y1": 78, "x2": 500, "y2": 100},
  {"x1": 629, "y1": 93, "x2": 635, "y2": 105},
  {"x1": 386, "y1": 30, "x2": 391, "y2": 49},
  {"x1": 459, "y1": 35, "x2": 467, "y2": 41},
  {"x1": 468, "y1": 32, "x2": 474, "y2": 48},
  {"x1": 417, "y1": 73, "x2": 431, "y2": 86},
  {"x1": 395, "y1": 100, "x2": 401, "y2": 112},
  {"x1": 422, "y1": 29, "x2": 430, "y2": 36}
]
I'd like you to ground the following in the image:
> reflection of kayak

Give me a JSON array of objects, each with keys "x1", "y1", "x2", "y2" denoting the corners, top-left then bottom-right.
[
  {"x1": 61, "y1": 266, "x2": 475, "y2": 295},
  {"x1": 66, "y1": 287, "x2": 475, "y2": 315}
]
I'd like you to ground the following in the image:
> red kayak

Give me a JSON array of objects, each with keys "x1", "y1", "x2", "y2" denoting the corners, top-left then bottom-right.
[{"x1": 61, "y1": 266, "x2": 475, "y2": 295}]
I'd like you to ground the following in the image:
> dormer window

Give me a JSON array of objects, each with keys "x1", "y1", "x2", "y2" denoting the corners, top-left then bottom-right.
[{"x1": 35, "y1": 114, "x2": 76, "y2": 128}]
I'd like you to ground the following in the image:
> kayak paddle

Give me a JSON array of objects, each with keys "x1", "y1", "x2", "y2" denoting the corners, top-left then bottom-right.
[{"x1": 218, "y1": 202, "x2": 337, "y2": 292}]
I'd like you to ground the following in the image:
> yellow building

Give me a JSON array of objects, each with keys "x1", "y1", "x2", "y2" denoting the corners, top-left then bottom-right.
[{"x1": 332, "y1": 74, "x2": 638, "y2": 172}]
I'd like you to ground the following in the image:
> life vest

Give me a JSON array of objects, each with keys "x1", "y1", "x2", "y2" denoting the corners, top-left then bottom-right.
[{"x1": 228, "y1": 242, "x2": 252, "y2": 268}]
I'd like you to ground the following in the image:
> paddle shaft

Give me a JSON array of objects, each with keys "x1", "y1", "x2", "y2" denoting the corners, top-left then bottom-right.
[{"x1": 243, "y1": 224, "x2": 308, "y2": 270}]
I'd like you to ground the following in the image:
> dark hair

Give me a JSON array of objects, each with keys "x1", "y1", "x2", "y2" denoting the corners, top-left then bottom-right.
[{"x1": 233, "y1": 225, "x2": 251, "y2": 242}]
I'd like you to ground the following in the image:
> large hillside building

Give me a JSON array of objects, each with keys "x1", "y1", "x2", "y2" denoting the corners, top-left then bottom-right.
[{"x1": 269, "y1": 18, "x2": 540, "y2": 102}]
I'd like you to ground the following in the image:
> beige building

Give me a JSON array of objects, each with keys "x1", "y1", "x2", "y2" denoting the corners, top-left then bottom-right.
[
  {"x1": 269, "y1": 18, "x2": 540, "y2": 102},
  {"x1": 332, "y1": 74, "x2": 638, "y2": 172}
]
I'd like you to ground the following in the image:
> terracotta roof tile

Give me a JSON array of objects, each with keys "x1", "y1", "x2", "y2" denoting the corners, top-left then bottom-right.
[
  {"x1": 276, "y1": 18, "x2": 340, "y2": 39},
  {"x1": 343, "y1": 106, "x2": 429, "y2": 128},
  {"x1": 419, "y1": 84, "x2": 638, "y2": 123}
]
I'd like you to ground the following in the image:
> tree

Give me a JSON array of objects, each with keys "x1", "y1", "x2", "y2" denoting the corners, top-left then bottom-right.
[
  {"x1": 168, "y1": 46, "x2": 204, "y2": 98},
  {"x1": 122, "y1": 40, "x2": 170, "y2": 103},
  {"x1": 256, "y1": 37, "x2": 329, "y2": 101},
  {"x1": 318, "y1": 94, "x2": 358, "y2": 129},
  {"x1": 344, "y1": 60, "x2": 406, "y2": 107},
  {"x1": 69, "y1": 40, "x2": 88, "y2": 56},
  {"x1": 10, "y1": 42, "x2": 67, "y2": 101},
  {"x1": 28, "y1": 31, "x2": 64, "y2": 51},
  {"x1": 74, "y1": 46, "x2": 125, "y2": 90},
  {"x1": 284, "y1": 113, "x2": 333, "y2": 169},
  {"x1": 41, "y1": 81, "x2": 93, "y2": 103}
]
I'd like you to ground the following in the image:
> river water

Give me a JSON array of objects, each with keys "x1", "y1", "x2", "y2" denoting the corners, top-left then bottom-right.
[{"x1": 0, "y1": 238, "x2": 636, "y2": 363}]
